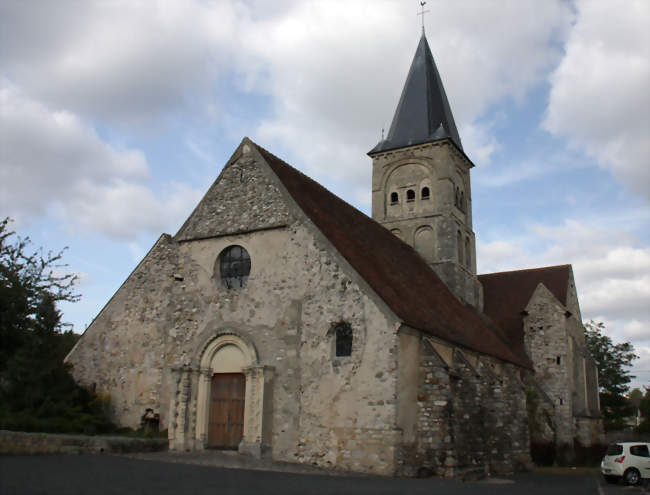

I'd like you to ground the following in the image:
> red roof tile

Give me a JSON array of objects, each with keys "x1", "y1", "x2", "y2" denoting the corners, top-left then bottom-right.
[{"x1": 256, "y1": 143, "x2": 532, "y2": 369}]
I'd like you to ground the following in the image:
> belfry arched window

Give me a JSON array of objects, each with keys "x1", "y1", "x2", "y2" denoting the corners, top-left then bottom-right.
[
  {"x1": 421, "y1": 187, "x2": 430, "y2": 200},
  {"x1": 390, "y1": 192, "x2": 399, "y2": 204},
  {"x1": 219, "y1": 245, "x2": 251, "y2": 289},
  {"x1": 406, "y1": 189, "x2": 415, "y2": 202}
]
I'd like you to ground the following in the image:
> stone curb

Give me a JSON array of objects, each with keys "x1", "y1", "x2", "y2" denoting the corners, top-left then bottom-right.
[{"x1": 0, "y1": 430, "x2": 168, "y2": 456}]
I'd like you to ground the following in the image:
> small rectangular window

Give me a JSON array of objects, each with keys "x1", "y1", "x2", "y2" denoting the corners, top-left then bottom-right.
[
  {"x1": 335, "y1": 323, "x2": 353, "y2": 357},
  {"x1": 556, "y1": 356, "x2": 561, "y2": 365}
]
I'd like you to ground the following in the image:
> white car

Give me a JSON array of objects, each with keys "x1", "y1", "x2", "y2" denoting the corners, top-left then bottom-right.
[{"x1": 601, "y1": 442, "x2": 650, "y2": 485}]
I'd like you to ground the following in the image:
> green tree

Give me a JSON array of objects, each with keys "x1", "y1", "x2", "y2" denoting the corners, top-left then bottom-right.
[
  {"x1": 638, "y1": 387, "x2": 650, "y2": 433},
  {"x1": 584, "y1": 320, "x2": 638, "y2": 430},
  {"x1": 0, "y1": 217, "x2": 113, "y2": 434}
]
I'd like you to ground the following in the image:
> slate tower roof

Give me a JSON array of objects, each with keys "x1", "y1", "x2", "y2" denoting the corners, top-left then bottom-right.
[{"x1": 369, "y1": 33, "x2": 462, "y2": 154}]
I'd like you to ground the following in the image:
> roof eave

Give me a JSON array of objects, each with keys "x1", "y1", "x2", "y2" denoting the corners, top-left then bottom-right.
[{"x1": 368, "y1": 136, "x2": 475, "y2": 168}]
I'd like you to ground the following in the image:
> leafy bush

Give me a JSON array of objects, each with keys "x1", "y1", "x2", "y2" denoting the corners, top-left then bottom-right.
[{"x1": 0, "y1": 218, "x2": 117, "y2": 435}]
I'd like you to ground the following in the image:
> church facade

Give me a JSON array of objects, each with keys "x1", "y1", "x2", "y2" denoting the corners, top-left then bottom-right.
[{"x1": 66, "y1": 34, "x2": 602, "y2": 477}]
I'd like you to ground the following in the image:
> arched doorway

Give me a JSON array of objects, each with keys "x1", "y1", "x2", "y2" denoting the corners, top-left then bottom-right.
[{"x1": 196, "y1": 334, "x2": 256, "y2": 449}]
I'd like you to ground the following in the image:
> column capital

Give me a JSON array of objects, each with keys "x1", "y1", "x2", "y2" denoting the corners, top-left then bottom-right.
[{"x1": 242, "y1": 364, "x2": 275, "y2": 381}]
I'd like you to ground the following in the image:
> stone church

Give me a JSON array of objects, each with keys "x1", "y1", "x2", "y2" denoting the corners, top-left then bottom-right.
[{"x1": 66, "y1": 33, "x2": 602, "y2": 476}]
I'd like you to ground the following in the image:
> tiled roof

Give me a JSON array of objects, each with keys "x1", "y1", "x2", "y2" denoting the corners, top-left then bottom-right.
[
  {"x1": 256, "y1": 142, "x2": 531, "y2": 369},
  {"x1": 478, "y1": 265, "x2": 571, "y2": 355}
]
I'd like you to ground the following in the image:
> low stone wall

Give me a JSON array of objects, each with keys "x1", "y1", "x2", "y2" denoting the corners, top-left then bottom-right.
[{"x1": 0, "y1": 430, "x2": 168, "y2": 455}]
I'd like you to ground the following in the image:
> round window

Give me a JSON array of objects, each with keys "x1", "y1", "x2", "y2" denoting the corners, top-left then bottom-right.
[{"x1": 219, "y1": 245, "x2": 251, "y2": 289}]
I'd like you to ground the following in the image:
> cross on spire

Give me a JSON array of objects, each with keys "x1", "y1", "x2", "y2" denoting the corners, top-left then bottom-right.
[{"x1": 417, "y1": 1, "x2": 429, "y2": 34}]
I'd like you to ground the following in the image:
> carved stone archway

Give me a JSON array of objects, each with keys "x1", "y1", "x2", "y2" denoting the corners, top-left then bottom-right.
[{"x1": 192, "y1": 332, "x2": 274, "y2": 457}]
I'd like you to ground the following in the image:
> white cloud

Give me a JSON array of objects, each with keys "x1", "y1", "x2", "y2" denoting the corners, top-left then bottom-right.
[
  {"x1": 0, "y1": 84, "x2": 201, "y2": 239},
  {"x1": 0, "y1": 84, "x2": 148, "y2": 215},
  {"x1": 543, "y1": 0, "x2": 650, "y2": 200},
  {"x1": 0, "y1": 0, "x2": 242, "y2": 125},
  {"x1": 480, "y1": 219, "x2": 650, "y2": 319},
  {"x1": 1, "y1": 0, "x2": 576, "y2": 199},
  {"x1": 239, "y1": 0, "x2": 573, "y2": 187},
  {"x1": 57, "y1": 180, "x2": 202, "y2": 241}
]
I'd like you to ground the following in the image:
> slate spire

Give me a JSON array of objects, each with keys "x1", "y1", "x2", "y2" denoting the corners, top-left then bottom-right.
[{"x1": 369, "y1": 33, "x2": 462, "y2": 154}]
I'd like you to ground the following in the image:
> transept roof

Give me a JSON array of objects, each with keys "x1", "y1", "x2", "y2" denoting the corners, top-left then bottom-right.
[{"x1": 479, "y1": 265, "x2": 572, "y2": 356}]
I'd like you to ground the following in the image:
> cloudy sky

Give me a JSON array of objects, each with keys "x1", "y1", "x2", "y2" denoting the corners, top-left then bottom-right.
[{"x1": 1, "y1": 0, "x2": 648, "y2": 388}]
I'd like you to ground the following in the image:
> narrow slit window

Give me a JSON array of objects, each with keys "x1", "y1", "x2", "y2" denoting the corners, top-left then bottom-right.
[
  {"x1": 335, "y1": 323, "x2": 353, "y2": 357},
  {"x1": 406, "y1": 189, "x2": 415, "y2": 202},
  {"x1": 390, "y1": 192, "x2": 399, "y2": 204},
  {"x1": 556, "y1": 356, "x2": 561, "y2": 365},
  {"x1": 421, "y1": 187, "x2": 430, "y2": 200}
]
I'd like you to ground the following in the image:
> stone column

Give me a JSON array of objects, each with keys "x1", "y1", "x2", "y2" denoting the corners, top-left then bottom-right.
[
  {"x1": 168, "y1": 366, "x2": 192, "y2": 451},
  {"x1": 194, "y1": 367, "x2": 212, "y2": 449},
  {"x1": 239, "y1": 365, "x2": 275, "y2": 458}
]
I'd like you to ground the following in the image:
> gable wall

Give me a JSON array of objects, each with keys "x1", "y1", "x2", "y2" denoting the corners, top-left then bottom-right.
[
  {"x1": 67, "y1": 148, "x2": 403, "y2": 475},
  {"x1": 178, "y1": 222, "x2": 401, "y2": 473},
  {"x1": 523, "y1": 285, "x2": 574, "y2": 444}
]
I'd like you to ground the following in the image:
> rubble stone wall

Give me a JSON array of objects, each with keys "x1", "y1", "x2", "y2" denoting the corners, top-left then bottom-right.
[
  {"x1": 524, "y1": 285, "x2": 574, "y2": 445},
  {"x1": 397, "y1": 337, "x2": 530, "y2": 478}
]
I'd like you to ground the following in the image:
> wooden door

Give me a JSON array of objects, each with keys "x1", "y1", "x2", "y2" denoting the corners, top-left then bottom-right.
[{"x1": 208, "y1": 373, "x2": 246, "y2": 449}]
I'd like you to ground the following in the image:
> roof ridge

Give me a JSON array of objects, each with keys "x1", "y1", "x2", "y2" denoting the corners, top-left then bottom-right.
[
  {"x1": 479, "y1": 264, "x2": 571, "y2": 278},
  {"x1": 253, "y1": 140, "x2": 531, "y2": 369}
]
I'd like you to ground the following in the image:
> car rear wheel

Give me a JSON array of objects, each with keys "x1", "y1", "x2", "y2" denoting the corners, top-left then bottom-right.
[
  {"x1": 603, "y1": 475, "x2": 619, "y2": 484},
  {"x1": 624, "y1": 468, "x2": 641, "y2": 486}
]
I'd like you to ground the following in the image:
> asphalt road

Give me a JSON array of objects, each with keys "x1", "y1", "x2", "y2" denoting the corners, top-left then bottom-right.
[{"x1": 0, "y1": 455, "x2": 609, "y2": 495}]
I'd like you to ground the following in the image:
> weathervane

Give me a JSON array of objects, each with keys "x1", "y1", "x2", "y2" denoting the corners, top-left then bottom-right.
[{"x1": 418, "y1": 1, "x2": 429, "y2": 34}]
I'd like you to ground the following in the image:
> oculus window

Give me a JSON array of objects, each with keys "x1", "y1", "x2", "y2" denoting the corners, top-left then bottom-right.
[{"x1": 219, "y1": 245, "x2": 251, "y2": 289}]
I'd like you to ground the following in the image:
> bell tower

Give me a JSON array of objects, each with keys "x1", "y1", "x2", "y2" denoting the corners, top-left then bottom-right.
[{"x1": 368, "y1": 33, "x2": 482, "y2": 308}]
